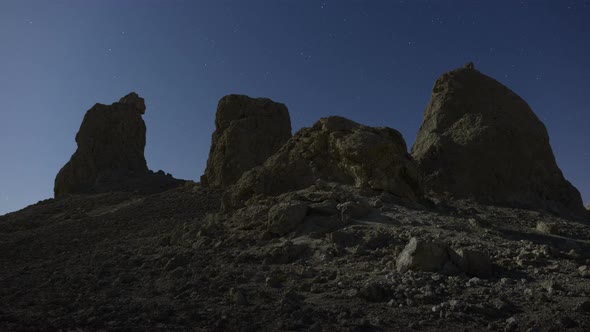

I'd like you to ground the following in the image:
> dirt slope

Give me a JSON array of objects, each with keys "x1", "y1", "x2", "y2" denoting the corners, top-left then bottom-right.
[{"x1": 1, "y1": 183, "x2": 590, "y2": 331}]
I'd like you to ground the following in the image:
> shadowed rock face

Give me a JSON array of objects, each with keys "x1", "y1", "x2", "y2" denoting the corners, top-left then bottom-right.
[
  {"x1": 201, "y1": 94, "x2": 292, "y2": 188},
  {"x1": 54, "y1": 93, "x2": 148, "y2": 197},
  {"x1": 231, "y1": 116, "x2": 423, "y2": 206},
  {"x1": 411, "y1": 65, "x2": 585, "y2": 218}
]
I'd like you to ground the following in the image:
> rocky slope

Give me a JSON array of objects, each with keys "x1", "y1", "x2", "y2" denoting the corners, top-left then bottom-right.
[{"x1": 2, "y1": 183, "x2": 590, "y2": 331}]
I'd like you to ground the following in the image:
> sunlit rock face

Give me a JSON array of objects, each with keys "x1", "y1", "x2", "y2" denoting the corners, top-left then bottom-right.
[
  {"x1": 201, "y1": 94, "x2": 292, "y2": 188},
  {"x1": 412, "y1": 64, "x2": 586, "y2": 218},
  {"x1": 54, "y1": 92, "x2": 148, "y2": 197},
  {"x1": 230, "y1": 116, "x2": 423, "y2": 206}
]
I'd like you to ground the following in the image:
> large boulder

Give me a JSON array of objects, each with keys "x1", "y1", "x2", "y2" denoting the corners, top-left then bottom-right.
[
  {"x1": 54, "y1": 93, "x2": 148, "y2": 197},
  {"x1": 411, "y1": 64, "x2": 586, "y2": 217},
  {"x1": 201, "y1": 94, "x2": 292, "y2": 188},
  {"x1": 230, "y1": 116, "x2": 422, "y2": 206},
  {"x1": 396, "y1": 237, "x2": 453, "y2": 273}
]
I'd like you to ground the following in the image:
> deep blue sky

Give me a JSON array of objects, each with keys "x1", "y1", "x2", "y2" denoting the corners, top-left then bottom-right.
[{"x1": 1, "y1": 0, "x2": 589, "y2": 215}]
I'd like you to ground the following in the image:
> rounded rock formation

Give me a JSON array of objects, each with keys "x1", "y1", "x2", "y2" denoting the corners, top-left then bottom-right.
[
  {"x1": 411, "y1": 64, "x2": 585, "y2": 217},
  {"x1": 201, "y1": 94, "x2": 292, "y2": 188},
  {"x1": 54, "y1": 93, "x2": 148, "y2": 197},
  {"x1": 231, "y1": 116, "x2": 422, "y2": 206}
]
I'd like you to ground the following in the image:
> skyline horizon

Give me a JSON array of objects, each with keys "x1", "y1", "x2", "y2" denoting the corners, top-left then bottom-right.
[{"x1": 3, "y1": 62, "x2": 588, "y2": 215}]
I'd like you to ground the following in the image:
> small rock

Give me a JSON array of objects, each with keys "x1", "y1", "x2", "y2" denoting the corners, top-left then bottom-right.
[
  {"x1": 309, "y1": 322, "x2": 323, "y2": 332},
  {"x1": 523, "y1": 288, "x2": 533, "y2": 297},
  {"x1": 536, "y1": 221, "x2": 558, "y2": 235},
  {"x1": 229, "y1": 288, "x2": 248, "y2": 305},
  {"x1": 369, "y1": 197, "x2": 384, "y2": 208},
  {"x1": 396, "y1": 237, "x2": 452, "y2": 273},
  {"x1": 455, "y1": 248, "x2": 493, "y2": 278},
  {"x1": 505, "y1": 316, "x2": 518, "y2": 332},
  {"x1": 466, "y1": 277, "x2": 483, "y2": 287},
  {"x1": 558, "y1": 316, "x2": 578, "y2": 328},
  {"x1": 267, "y1": 202, "x2": 308, "y2": 236},
  {"x1": 117, "y1": 273, "x2": 136, "y2": 284},
  {"x1": 576, "y1": 300, "x2": 590, "y2": 312},
  {"x1": 337, "y1": 201, "x2": 371, "y2": 223},
  {"x1": 329, "y1": 230, "x2": 361, "y2": 247},
  {"x1": 169, "y1": 267, "x2": 185, "y2": 279},
  {"x1": 541, "y1": 280, "x2": 558, "y2": 294},
  {"x1": 500, "y1": 278, "x2": 514, "y2": 285},
  {"x1": 359, "y1": 281, "x2": 389, "y2": 302},
  {"x1": 164, "y1": 254, "x2": 190, "y2": 271},
  {"x1": 265, "y1": 276, "x2": 282, "y2": 288}
]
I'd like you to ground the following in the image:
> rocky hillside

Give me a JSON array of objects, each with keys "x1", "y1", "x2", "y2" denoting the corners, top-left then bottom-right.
[{"x1": 1, "y1": 65, "x2": 589, "y2": 331}]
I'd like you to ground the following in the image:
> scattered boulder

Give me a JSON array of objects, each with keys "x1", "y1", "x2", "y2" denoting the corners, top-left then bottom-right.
[
  {"x1": 267, "y1": 201, "x2": 308, "y2": 236},
  {"x1": 231, "y1": 116, "x2": 422, "y2": 206},
  {"x1": 337, "y1": 200, "x2": 371, "y2": 223},
  {"x1": 411, "y1": 64, "x2": 586, "y2": 218},
  {"x1": 54, "y1": 93, "x2": 148, "y2": 197},
  {"x1": 455, "y1": 248, "x2": 493, "y2": 278},
  {"x1": 536, "y1": 221, "x2": 559, "y2": 235},
  {"x1": 396, "y1": 237, "x2": 453, "y2": 273},
  {"x1": 201, "y1": 94, "x2": 291, "y2": 188}
]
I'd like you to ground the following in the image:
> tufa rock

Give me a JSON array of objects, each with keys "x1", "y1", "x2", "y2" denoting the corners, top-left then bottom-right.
[
  {"x1": 54, "y1": 93, "x2": 148, "y2": 197},
  {"x1": 231, "y1": 116, "x2": 422, "y2": 206},
  {"x1": 586, "y1": 203, "x2": 590, "y2": 210},
  {"x1": 411, "y1": 64, "x2": 586, "y2": 218},
  {"x1": 201, "y1": 94, "x2": 291, "y2": 188}
]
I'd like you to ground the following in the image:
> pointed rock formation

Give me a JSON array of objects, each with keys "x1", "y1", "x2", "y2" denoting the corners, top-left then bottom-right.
[
  {"x1": 411, "y1": 64, "x2": 585, "y2": 217},
  {"x1": 231, "y1": 116, "x2": 422, "y2": 206},
  {"x1": 54, "y1": 93, "x2": 148, "y2": 197},
  {"x1": 201, "y1": 94, "x2": 292, "y2": 188}
]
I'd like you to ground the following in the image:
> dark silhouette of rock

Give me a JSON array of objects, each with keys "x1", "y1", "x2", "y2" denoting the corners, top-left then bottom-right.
[
  {"x1": 118, "y1": 92, "x2": 146, "y2": 114},
  {"x1": 231, "y1": 116, "x2": 422, "y2": 206},
  {"x1": 201, "y1": 94, "x2": 291, "y2": 188},
  {"x1": 54, "y1": 93, "x2": 149, "y2": 197},
  {"x1": 412, "y1": 64, "x2": 585, "y2": 218}
]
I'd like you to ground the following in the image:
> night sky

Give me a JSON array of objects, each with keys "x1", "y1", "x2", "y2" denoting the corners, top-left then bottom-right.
[{"x1": 1, "y1": 1, "x2": 589, "y2": 215}]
